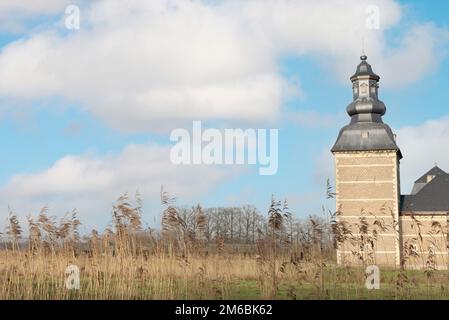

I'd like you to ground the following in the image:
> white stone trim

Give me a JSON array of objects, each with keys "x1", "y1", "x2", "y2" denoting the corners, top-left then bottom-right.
[
  {"x1": 349, "y1": 233, "x2": 448, "y2": 238},
  {"x1": 337, "y1": 164, "x2": 394, "y2": 168},
  {"x1": 350, "y1": 233, "x2": 396, "y2": 236},
  {"x1": 338, "y1": 198, "x2": 396, "y2": 201},
  {"x1": 339, "y1": 250, "x2": 396, "y2": 254},
  {"x1": 409, "y1": 251, "x2": 448, "y2": 255},
  {"x1": 338, "y1": 215, "x2": 394, "y2": 219},
  {"x1": 401, "y1": 216, "x2": 449, "y2": 221},
  {"x1": 402, "y1": 234, "x2": 448, "y2": 237},
  {"x1": 392, "y1": 157, "x2": 401, "y2": 268},
  {"x1": 338, "y1": 180, "x2": 394, "y2": 184},
  {"x1": 334, "y1": 150, "x2": 398, "y2": 156}
]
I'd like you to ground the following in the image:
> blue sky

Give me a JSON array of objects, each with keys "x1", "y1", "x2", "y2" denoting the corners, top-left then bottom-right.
[{"x1": 0, "y1": 0, "x2": 448, "y2": 231}]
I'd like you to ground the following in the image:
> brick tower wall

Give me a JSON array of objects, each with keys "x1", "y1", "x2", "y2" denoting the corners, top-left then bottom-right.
[
  {"x1": 400, "y1": 214, "x2": 449, "y2": 270},
  {"x1": 334, "y1": 150, "x2": 401, "y2": 267}
]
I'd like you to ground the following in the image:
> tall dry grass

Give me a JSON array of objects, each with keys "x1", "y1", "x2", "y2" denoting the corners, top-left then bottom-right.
[{"x1": 0, "y1": 186, "x2": 449, "y2": 299}]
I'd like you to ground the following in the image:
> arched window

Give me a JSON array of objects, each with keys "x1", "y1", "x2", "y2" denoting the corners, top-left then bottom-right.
[{"x1": 360, "y1": 82, "x2": 368, "y2": 95}]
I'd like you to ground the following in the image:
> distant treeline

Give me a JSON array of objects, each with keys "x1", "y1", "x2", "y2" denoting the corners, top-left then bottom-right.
[{"x1": 0, "y1": 190, "x2": 335, "y2": 261}]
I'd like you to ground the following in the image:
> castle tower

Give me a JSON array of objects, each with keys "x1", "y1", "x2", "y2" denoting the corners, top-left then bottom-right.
[{"x1": 332, "y1": 55, "x2": 402, "y2": 267}]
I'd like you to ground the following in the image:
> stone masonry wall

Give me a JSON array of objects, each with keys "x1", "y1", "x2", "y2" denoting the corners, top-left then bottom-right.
[
  {"x1": 400, "y1": 214, "x2": 449, "y2": 270},
  {"x1": 334, "y1": 151, "x2": 401, "y2": 267}
]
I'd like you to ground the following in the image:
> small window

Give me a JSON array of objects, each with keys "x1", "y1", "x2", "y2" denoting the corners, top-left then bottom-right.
[
  {"x1": 360, "y1": 83, "x2": 368, "y2": 95},
  {"x1": 362, "y1": 131, "x2": 369, "y2": 139}
]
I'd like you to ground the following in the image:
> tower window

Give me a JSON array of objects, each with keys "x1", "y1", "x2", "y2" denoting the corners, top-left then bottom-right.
[
  {"x1": 362, "y1": 131, "x2": 369, "y2": 139},
  {"x1": 360, "y1": 83, "x2": 368, "y2": 95}
]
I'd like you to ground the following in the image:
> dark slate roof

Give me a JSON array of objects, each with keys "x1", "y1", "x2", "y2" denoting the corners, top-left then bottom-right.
[
  {"x1": 331, "y1": 122, "x2": 402, "y2": 157},
  {"x1": 410, "y1": 182, "x2": 426, "y2": 195},
  {"x1": 350, "y1": 55, "x2": 380, "y2": 81},
  {"x1": 331, "y1": 55, "x2": 401, "y2": 157},
  {"x1": 414, "y1": 166, "x2": 446, "y2": 183},
  {"x1": 401, "y1": 170, "x2": 449, "y2": 213}
]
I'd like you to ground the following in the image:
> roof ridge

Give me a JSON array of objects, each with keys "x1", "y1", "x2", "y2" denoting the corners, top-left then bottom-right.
[
  {"x1": 414, "y1": 166, "x2": 446, "y2": 183},
  {"x1": 401, "y1": 174, "x2": 449, "y2": 212},
  {"x1": 414, "y1": 173, "x2": 447, "y2": 195}
]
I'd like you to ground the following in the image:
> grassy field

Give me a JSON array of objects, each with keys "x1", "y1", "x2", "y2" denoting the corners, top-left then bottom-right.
[
  {"x1": 1, "y1": 191, "x2": 449, "y2": 300},
  {"x1": 1, "y1": 250, "x2": 449, "y2": 300}
]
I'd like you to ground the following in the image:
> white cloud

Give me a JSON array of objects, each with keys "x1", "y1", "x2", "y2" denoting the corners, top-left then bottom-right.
[
  {"x1": 0, "y1": 0, "x2": 446, "y2": 132},
  {"x1": 0, "y1": 0, "x2": 71, "y2": 33},
  {"x1": 0, "y1": 0, "x2": 68, "y2": 13},
  {"x1": 0, "y1": 143, "x2": 242, "y2": 228},
  {"x1": 373, "y1": 24, "x2": 448, "y2": 87},
  {"x1": 396, "y1": 116, "x2": 449, "y2": 194},
  {"x1": 0, "y1": 0, "x2": 447, "y2": 228},
  {"x1": 314, "y1": 116, "x2": 449, "y2": 197}
]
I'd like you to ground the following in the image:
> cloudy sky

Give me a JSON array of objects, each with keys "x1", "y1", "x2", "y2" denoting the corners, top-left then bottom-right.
[{"x1": 0, "y1": 0, "x2": 448, "y2": 231}]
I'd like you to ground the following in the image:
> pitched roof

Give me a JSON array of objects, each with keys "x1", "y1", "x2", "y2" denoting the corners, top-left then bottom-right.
[
  {"x1": 414, "y1": 166, "x2": 446, "y2": 183},
  {"x1": 332, "y1": 122, "x2": 401, "y2": 155},
  {"x1": 350, "y1": 55, "x2": 380, "y2": 81},
  {"x1": 401, "y1": 169, "x2": 449, "y2": 213}
]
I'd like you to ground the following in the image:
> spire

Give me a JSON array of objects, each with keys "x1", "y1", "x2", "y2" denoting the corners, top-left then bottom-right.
[
  {"x1": 347, "y1": 55, "x2": 385, "y2": 124},
  {"x1": 331, "y1": 55, "x2": 401, "y2": 157},
  {"x1": 362, "y1": 38, "x2": 365, "y2": 57}
]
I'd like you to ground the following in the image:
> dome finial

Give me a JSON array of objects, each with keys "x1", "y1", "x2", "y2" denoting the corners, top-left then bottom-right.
[{"x1": 360, "y1": 54, "x2": 367, "y2": 61}]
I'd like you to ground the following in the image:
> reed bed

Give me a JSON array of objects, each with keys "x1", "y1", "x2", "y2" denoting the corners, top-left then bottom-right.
[{"x1": 0, "y1": 187, "x2": 448, "y2": 300}]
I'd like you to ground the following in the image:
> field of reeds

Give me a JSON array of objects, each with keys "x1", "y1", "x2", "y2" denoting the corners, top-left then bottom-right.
[{"x1": 1, "y1": 186, "x2": 449, "y2": 300}]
